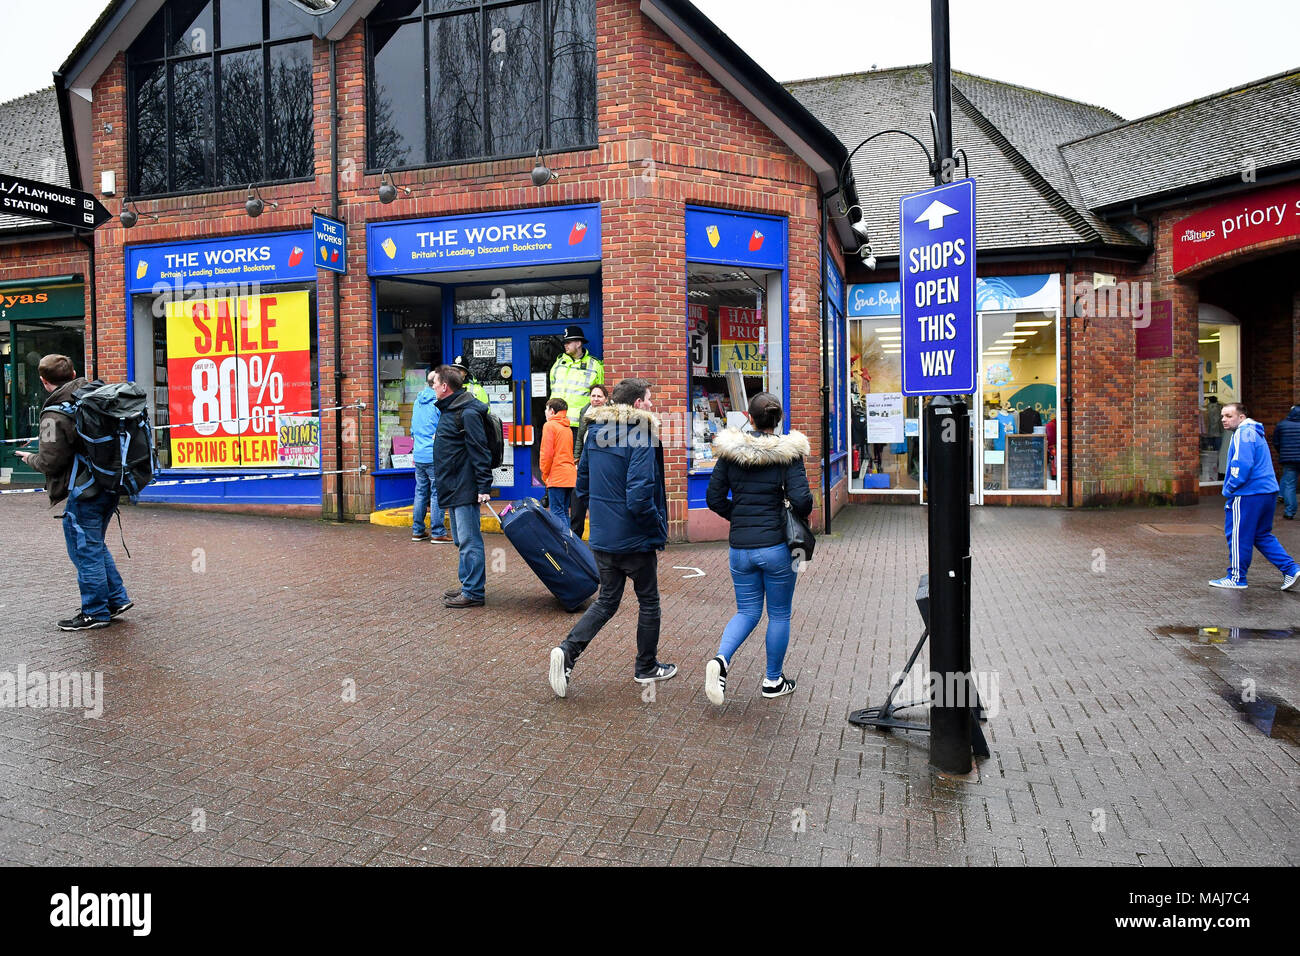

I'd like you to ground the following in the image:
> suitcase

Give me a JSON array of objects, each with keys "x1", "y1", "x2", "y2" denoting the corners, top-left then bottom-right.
[{"x1": 487, "y1": 498, "x2": 600, "y2": 611}]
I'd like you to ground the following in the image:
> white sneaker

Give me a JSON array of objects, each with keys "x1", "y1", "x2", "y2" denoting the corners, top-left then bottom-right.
[
  {"x1": 549, "y1": 647, "x2": 571, "y2": 698},
  {"x1": 704, "y1": 656, "x2": 727, "y2": 705},
  {"x1": 1282, "y1": 572, "x2": 1299, "y2": 592}
]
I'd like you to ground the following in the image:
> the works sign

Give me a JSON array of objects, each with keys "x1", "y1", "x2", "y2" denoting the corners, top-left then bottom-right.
[{"x1": 1171, "y1": 180, "x2": 1300, "y2": 274}]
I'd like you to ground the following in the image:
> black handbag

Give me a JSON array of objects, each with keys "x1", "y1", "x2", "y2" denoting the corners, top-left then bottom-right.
[{"x1": 780, "y1": 469, "x2": 815, "y2": 563}]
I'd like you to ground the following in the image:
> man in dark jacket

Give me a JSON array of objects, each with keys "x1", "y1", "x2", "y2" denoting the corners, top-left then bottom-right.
[
  {"x1": 15, "y1": 354, "x2": 132, "y2": 631},
  {"x1": 431, "y1": 364, "x2": 493, "y2": 608},
  {"x1": 1273, "y1": 404, "x2": 1300, "y2": 520},
  {"x1": 548, "y1": 378, "x2": 676, "y2": 696}
]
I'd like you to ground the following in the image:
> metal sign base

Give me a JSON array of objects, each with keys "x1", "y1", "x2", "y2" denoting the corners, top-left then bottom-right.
[{"x1": 848, "y1": 623, "x2": 991, "y2": 758}]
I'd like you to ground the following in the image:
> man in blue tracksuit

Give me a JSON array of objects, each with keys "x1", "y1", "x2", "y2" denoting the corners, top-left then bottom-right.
[{"x1": 1210, "y1": 402, "x2": 1299, "y2": 591}]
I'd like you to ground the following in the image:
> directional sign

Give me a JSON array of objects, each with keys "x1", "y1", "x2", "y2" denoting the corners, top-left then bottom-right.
[
  {"x1": 899, "y1": 178, "x2": 976, "y2": 395},
  {"x1": 0, "y1": 172, "x2": 112, "y2": 230},
  {"x1": 313, "y1": 212, "x2": 346, "y2": 274}
]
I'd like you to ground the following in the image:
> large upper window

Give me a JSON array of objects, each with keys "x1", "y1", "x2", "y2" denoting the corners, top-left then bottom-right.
[
  {"x1": 129, "y1": 0, "x2": 315, "y2": 196},
  {"x1": 367, "y1": 0, "x2": 596, "y2": 170}
]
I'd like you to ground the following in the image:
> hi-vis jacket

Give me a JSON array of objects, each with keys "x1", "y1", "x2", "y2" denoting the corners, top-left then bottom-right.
[{"x1": 549, "y1": 350, "x2": 604, "y2": 426}]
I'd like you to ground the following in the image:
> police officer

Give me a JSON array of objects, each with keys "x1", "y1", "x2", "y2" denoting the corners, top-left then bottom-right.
[
  {"x1": 452, "y1": 355, "x2": 490, "y2": 405},
  {"x1": 549, "y1": 326, "x2": 604, "y2": 446}
]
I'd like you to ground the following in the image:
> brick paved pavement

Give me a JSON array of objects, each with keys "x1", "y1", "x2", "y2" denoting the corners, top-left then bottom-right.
[{"x1": 1, "y1": 493, "x2": 1297, "y2": 866}]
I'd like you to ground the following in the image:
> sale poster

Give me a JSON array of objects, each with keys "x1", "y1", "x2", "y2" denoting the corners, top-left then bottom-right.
[
  {"x1": 718, "y1": 306, "x2": 765, "y2": 375},
  {"x1": 688, "y1": 304, "x2": 709, "y2": 376},
  {"x1": 166, "y1": 291, "x2": 313, "y2": 468},
  {"x1": 276, "y1": 414, "x2": 320, "y2": 469}
]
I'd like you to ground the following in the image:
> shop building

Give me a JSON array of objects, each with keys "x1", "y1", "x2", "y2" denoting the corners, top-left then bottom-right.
[
  {"x1": 57, "y1": 0, "x2": 859, "y2": 536},
  {"x1": 0, "y1": 89, "x2": 92, "y2": 485},
  {"x1": 792, "y1": 65, "x2": 1300, "y2": 507}
]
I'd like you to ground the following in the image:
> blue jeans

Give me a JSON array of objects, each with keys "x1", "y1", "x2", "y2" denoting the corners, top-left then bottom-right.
[
  {"x1": 412, "y1": 461, "x2": 447, "y2": 536},
  {"x1": 1282, "y1": 464, "x2": 1298, "y2": 518},
  {"x1": 449, "y1": 504, "x2": 486, "y2": 600},
  {"x1": 548, "y1": 486, "x2": 572, "y2": 523},
  {"x1": 62, "y1": 492, "x2": 129, "y2": 621},
  {"x1": 718, "y1": 544, "x2": 797, "y2": 681}
]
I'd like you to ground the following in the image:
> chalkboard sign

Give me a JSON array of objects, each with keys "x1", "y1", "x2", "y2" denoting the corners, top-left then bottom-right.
[{"x1": 1005, "y1": 434, "x2": 1047, "y2": 490}]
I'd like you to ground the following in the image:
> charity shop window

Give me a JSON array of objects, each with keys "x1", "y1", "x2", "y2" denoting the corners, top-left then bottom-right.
[
  {"x1": 367, "y1": 0, "x2": 597, "y2": 170},
  {"x1": 129, "y1": 0, "x2": 315, "y2": 196}
]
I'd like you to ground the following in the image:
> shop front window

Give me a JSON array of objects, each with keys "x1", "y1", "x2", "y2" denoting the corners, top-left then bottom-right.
[
  {"x1": 1198, "y1": 317, "x2": 1240, "y2": 484},
  {"x1": 687, "y1": 263, "x2": 783, "y2": 472},
  {"x1": 367, "y1": 0, "x2": 597, "y2": 170},
  {"x1": 978, "y1": 311, "x2": 1058, "y2": 493},
  {"x1": 131, "y1": 284, "x2": 320, "y2": 470},
  {"x1": 849, "y1": 317, "x2": 920, "y2": 492},
  {"x1": 128, "y1": 0, "x2": 314, "y2": 196},
  {"x1": 375, "y1": 280, "x2": 443, "y2": 469},
  {"x1": 453, "y1": 279, "x2": 591, "y2": 325}
]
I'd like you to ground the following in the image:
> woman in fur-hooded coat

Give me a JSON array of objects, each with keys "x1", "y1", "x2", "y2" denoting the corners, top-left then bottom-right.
[{"x1": 703, "y1": 393, "x2": 812, "y2": 704}]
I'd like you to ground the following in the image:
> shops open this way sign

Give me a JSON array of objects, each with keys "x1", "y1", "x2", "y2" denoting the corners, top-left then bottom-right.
[
  {"x1": 899, "y1": 178, "x2": 977, "y2": 395},
  {"x1": 0, "y1": 173, "x2": 111, "y2": 230}
]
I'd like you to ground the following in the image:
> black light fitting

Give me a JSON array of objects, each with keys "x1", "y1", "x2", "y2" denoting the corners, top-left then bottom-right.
[
  {"x1": 118, "y1": 199, "x2": 157, "y2": 229},
  {"x1": 378, "y1": 168, "x2": 410, "y2": 204},
  {"x1": 244, "y1": 184, "x2": 277, "y2": 219}
]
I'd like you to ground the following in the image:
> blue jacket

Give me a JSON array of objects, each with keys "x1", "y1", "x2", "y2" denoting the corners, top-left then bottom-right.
[
  {"x1": 432, "y1": 387, "x2": 493, "y2": 508},
  {"x1": 411, "y1": 387, "x2": 440, "y2": 464},
  {"x1": 577, "y1": 403, "x2": 667, "y2": 553},
  {"x1": 1223, "y1": 419, "x2": 1279, "y2": 497},
  {"x1": 1273, "y1": 406, "x2": 1300, "y2": 464}
]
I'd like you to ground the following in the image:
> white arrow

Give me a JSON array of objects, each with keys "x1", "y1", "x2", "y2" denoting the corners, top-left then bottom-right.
[
  {"x1": 673, "y1": 566, "x2": 705, "y2": 579},
  {"x1": 914, "y1": 199, "x2": 959, "y2": 231}
]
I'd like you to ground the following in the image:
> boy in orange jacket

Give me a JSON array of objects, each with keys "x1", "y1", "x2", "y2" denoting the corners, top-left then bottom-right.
[{"x1": 540, "y1": 397, "x2": 576, "y2": 523}]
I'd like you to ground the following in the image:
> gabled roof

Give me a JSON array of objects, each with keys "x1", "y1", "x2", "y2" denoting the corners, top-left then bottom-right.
[
  {"x1": 58, "y1": 0, "x2": 859, "y2": 247},
  {"x1": 786, "y1": 65, "x2": 1145, "y2": 259},
  {"x1": 0, "y1": 88, "x2": 71, "y2": 234},
  {"x1": 1060, "y1": 68, "x2": 1300, "y2": 210}
]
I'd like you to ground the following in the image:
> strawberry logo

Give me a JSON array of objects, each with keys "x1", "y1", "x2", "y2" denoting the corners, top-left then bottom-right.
[
  {"x1": 568, "y1": 222, "x2": 588, "y2": 246},
  {"x1": 748, "y1": 230, "x2": 764, "y2": 252},
  {"x1": 288, "y1": 246, "x2": 303, "y2": 267}
]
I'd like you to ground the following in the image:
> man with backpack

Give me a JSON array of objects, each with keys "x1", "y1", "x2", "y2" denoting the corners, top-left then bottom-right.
[
  {"x1": 15, "y1": 355, "x2": 133, "y2": 631},
  {"x1": 431, "y1": 364, "x2": 494, "y2": 608}
]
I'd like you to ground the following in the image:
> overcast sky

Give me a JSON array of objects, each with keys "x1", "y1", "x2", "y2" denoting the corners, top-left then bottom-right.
[{"x1": 1, "y1": 0, "x2": 1296, "y2": 120}]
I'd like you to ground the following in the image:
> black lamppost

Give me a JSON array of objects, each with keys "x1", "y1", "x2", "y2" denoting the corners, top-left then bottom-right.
[{"x1": 841, "y1": 0, "x2": 984, "y2": 775}]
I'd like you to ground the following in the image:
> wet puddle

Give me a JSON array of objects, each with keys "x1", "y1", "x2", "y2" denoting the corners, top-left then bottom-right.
[
  {"x1": 1155, "y1": 626, "x2": 1300, "y2": 747},
  {"x1": 1155, "y1": 625, "x2": 1300, "y2": 643}
]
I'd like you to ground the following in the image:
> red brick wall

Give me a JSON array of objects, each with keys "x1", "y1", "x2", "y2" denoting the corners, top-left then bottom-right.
[
  {"x1": 84, "y1": 0, "x2": 829, "y2": 537},
  {"x1": 0, "y1": 234, "x2": 92, "y2": 371}
]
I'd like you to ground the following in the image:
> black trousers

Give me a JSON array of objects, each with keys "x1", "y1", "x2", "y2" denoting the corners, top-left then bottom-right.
[
  {"x1": 561, "y1": 549, "x2": 660, "y2": 676},
  {"x1": 569, "y1": 493, "x2": 588, "y2": 536}
]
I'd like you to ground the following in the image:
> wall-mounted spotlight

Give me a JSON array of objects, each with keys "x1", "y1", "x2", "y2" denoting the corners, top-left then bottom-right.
[
  {"x1": 244, "y1": 184, "x2": 277, "y2": 218},
  {"x1": 530, "y1": 147, "x2": 557, "y2": 187},
  {"x1": 378, "y1": 168, "x2": 409, "y2": 204},
  {"x1": 119, "y1": 199, "x2": 156, "y2": 229},
  {"x1": 860, "y1": 244, "x2": 877, "y2": 271}
]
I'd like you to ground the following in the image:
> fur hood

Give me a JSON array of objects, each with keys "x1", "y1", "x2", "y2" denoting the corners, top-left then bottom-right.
[
  {"x1": 586, "y1": 402, "x2": 660, "y2": 435},
  {"x1": 712, "y1": 428, "x2": 810, "y2": 466}
]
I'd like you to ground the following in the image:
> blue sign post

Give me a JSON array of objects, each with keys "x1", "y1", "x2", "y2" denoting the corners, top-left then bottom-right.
[
  {"x1": 313, "y1": 213, "x2": 347, "y2": 274},
  {"x1": 899, "y1": 178, "x2": 976, "y2": 395}
]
